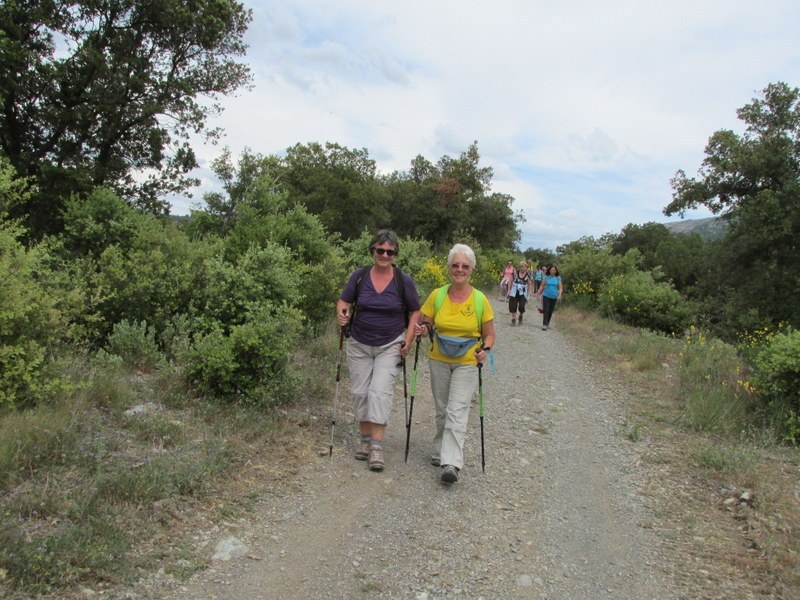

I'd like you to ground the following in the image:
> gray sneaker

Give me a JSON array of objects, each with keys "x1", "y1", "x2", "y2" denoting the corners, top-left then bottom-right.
[
  {"x1": 430, "y1": 456, "x2": 441, "y2": 467},
  {"x1": 440, "y1": 465, "x2": 459, "y2": 483},
  {"x1": 355, "y1": 438, "x2": 370, "y2": 460},
  {"x1": 369, "y1": 445, "x2": 385, "y2": 471}
]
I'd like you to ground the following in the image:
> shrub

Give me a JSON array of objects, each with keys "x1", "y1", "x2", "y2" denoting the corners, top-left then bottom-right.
[
  {"x1": 186, "y1": 304, "x2": 303, "y2": 404},
  {"x1": 60, "y1": 188, "x2": 142, "y2": 259},
  {"x1": 193, "y1": 243, "x2": 299, "y2": 332},
  {"x1": 560, "y1": 246, "x2": 640, "y2": 308},
  {"x1": 0, "y1": 225, "x2": 64, "y2": 408},
  {"x1": 415, "y1": 255, "x2": 448, "y2": 299},
  {"x1": 91, "y1": 220, "x2": 213, "y2": 341},
  {"x1": 597, "y1": 270, "x2": 692, "y2": 334},
  {"x1": 751, "y1": 329, "x2": 800, "y2": 443},
  {"x1": 105, "y1": 320, "x2": 163, "y2": 371}
]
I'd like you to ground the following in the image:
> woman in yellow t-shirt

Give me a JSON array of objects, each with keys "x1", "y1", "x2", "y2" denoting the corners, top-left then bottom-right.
[{"x1": 413, "y1": 244, "x2": 496, "y2": 484}]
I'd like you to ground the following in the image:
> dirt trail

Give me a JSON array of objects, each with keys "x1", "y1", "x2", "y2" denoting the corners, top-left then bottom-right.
[{"x1": 161, "y1": 297, "x2": 691, "y2": 599}]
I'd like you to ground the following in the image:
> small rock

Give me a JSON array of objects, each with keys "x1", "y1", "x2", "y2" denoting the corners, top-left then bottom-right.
[
  {"x1": 124, "y1": 402, "x2": 160, "y2": 416},
  {"x1": 517, "y1": 574, "x2": 534, "y2": 587},
  {"x1": 212, "y1": 536, "x2": 249, "y2": 561}
]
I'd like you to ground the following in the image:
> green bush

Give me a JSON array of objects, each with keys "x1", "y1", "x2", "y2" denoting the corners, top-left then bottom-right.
[
  {"x1": 597, "y1": 270, "x2": 691, "y2": 334},
  {"x1": 186, "y1": 304, "x2": 303, "y2": 404},
  {"x1": 752, "y1": 329, "x2": 800, "y2": 442},
  {"x1": 91, "y1": 219, "x2": 213, "y2": 341},
  {"x1": 195, "y1": 242, "x2": 299, "y2": 332},
  {"x1": 223, "y1": 185, "x2": 348, "y2": 327},
  {"x1": 560, "y1": 247, "x2": 641, "y2": 308},
  {"x1": 60, "y1": 188, "x2": 142, "y2": 259},
  {"x1": 0, "y1": 225, "x2": 64, "y2": 408},
  {"x1": 0, "y1": 157, "x2": 32, "y2": 219},
  {"x1": 105, "y1": 320, "x2": 163, "y2": 371}
]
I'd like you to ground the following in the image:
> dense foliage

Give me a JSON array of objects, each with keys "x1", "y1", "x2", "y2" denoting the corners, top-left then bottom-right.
[
  {"x1": 665, "y1": 81, "x2": 800, "y2": 336},
  {"x1": 0, "y1": 0, "x2": 252, "y2": 235}
]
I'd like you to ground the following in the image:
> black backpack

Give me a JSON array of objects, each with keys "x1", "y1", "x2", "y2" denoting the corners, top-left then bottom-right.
[{"x1": 348, "y1": 265, "x2": 409, "y2": 334}]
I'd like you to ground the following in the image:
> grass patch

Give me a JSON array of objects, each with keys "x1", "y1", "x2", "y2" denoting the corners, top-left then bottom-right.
[
  {"x1": 0, "y1": 400, "x2": 82, "y2": 486},
  {"x1": 0, "y1": 332, "x2": 337, "y2": 598},
  {"x1": 619, "y1": 420, "x2": 643, "y2": 442},
  {"x1": 0, "y1": 513, "x2": 130, "y2": 594}
]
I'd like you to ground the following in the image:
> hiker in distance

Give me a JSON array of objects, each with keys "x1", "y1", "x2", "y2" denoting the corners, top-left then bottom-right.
[
  {"x1": 413, "y1": 243, "x2": 496, "y2": 484},
  {"x1": 499, "y1": 259, "x2": 515, "y2": 300},
  {"x1": 336, "y1": 230, "x2": 421, "y2": 472},
  {"x1": 508, "y1": 260, "x2": 533, "y2": 326},
  {"x1": 536, "y1": 264, "x2": 563, "y2": 331}
]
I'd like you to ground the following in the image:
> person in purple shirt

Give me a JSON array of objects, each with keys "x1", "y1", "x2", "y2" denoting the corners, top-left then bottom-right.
[{"x1": 336, "y1": 230, "x2": 421, "y2": 472}]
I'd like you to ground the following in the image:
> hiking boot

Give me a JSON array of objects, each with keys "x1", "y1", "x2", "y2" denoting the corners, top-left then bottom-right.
[
  {"x1": 441, "y1": 465, "x2": 459, "y2": 483},
  {"x1": 430, "y1": 456, "x2": 441, "y2": 467},
  {"x1": 369, "y1": 445, "x2": 385, "y2": 471},
  {"x1": 511, "y1": 318, "x2": 516, "y2": 326},
  {"x1": 518, "y1": 314, "x2": 523, "y2": 324},
  {"x1": 355, "y1": 438, "x2": 371, "y2": 460}
]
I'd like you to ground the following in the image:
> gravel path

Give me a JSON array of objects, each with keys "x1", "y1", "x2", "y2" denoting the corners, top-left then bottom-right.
[{"x1": 159, "y1": 297, "x2": 689, "y2": 599}]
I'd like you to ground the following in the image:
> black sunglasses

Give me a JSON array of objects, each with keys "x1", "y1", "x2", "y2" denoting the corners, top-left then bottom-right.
[{"x1": 371, "y1": 247, "x2": 397, "y2": 257}]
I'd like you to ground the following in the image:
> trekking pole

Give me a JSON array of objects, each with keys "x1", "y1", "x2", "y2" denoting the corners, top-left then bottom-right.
[
  {"x1": 477, "y1": 356, "x2": 486, "y2": 473},
  {"x1": 404, "y1": 335, "x2": 421, "y2": 463},
  {"x1": 329, "y1": 318, "x2": 346, "y2": 458},
  {"x1": 401, "y1": 344, "x2": 408, "y2": 441}
]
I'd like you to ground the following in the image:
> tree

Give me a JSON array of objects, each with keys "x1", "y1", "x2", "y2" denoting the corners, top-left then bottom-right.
[
  {"x1": 665, "y1": 82, "x2": 800, "y2": 332},
  {"x1": 384, "y1": 142, "x2": 521, "y2": 251},
  {"x1": 279, "y1": 142, "x2": 389, "y2": 239},
  {"x1": 189, "y1": 147, "x2": 280, "y2": 238},
  {"x1": 523, "y1": 247, "x2": 557, "y2": 266},
  {"x1": 612, "y1": 222, "x2": 673, "y2": 266},
  {"x1": 0, "y1": 0, "x2": 252, "y2": 235}
]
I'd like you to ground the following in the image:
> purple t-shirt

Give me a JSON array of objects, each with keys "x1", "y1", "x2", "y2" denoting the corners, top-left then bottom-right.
[{"x1": 340, "y1": 268, "x2": 421, "y2": 346}]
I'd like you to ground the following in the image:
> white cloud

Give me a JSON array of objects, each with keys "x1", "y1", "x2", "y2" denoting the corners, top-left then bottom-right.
[{"x1": 177, "y1": 0, "x2": 800, "y2": 250}]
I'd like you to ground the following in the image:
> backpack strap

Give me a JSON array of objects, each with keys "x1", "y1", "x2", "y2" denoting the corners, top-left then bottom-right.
[{"x1": 432, "y1": 284, "x2": 484, "y2": 336}]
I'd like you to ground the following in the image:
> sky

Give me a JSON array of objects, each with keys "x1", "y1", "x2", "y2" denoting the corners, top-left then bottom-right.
[{"x1": 175, "y1": 0, "x2": 800, "y2": 251}]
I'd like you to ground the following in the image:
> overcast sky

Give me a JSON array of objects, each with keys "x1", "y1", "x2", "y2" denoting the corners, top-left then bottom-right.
[{"x1": 176, "y1": 0, "x2": 800, "y2": 250}]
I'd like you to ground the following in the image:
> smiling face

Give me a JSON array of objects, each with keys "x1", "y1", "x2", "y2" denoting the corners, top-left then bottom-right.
[
  {"x1": 448, "y1": 253, "x2": 472, "y2": 283},
  {"x1": 370, "y1": 242, "x2": 397, "y2": 266}
]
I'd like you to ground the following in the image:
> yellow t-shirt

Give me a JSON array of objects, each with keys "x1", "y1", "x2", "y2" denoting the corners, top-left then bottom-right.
[{"x1": 420, "y1": 287, "x2": 495, "y2": 364}]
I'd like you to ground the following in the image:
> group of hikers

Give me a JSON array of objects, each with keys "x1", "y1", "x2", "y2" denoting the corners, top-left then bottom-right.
[
  {"x1": 334, "y1": 229, "x2": 561, "y2": 485},
  {"x1": 499, "y1": 260, "x2": 563, "y2": 330}
]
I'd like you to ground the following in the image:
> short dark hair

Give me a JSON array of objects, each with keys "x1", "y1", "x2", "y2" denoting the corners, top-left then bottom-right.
[{"x1": 368, "y1": 229, "x2": 399, "y2": 253}]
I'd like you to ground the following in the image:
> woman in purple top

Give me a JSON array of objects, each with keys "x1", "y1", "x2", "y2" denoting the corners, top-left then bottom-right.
[{"x1": 336, "y1": 230, "x2": 421, "y2": 472}]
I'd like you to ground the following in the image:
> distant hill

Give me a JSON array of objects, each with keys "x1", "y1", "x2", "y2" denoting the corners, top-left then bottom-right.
[{"x1": 663, "y1": 216, "x2": 728, "y2": 241}]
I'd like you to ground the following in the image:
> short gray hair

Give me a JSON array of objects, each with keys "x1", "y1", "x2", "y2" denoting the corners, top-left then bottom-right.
[
  {"x1": 368, "y1": 229, "x2": 399, "y2": 253},
  {"x1": 447, "y1": 244, "x2": 476, "y2": 269}
]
